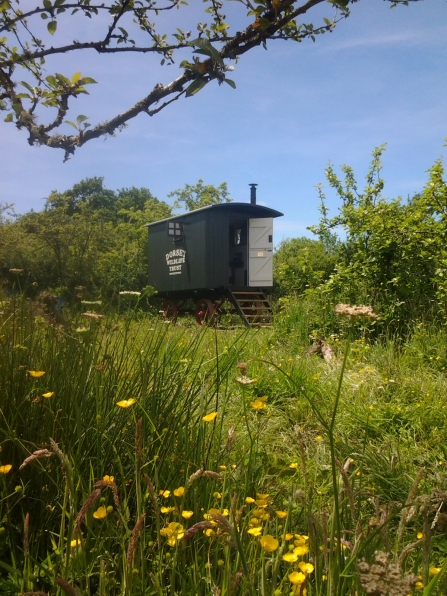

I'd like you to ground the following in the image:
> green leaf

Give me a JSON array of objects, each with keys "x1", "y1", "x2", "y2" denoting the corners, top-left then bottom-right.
[
  {"x1": 43, "y1": 0, "x2": 52, "y2": 9},
  {"x1": 185, "y1": 78, "x2": 208, "y2": 98},
  {"x1": 76, "y1": 114, "x2": 89, "y2": 125},
  {"x1": 78, "y1": 77, "x2": 97, "y2": 85},
  {"x1": 20, "y1": 81, "x2": 34, "y2": 93},
  {"x1": 47, "y1": 20, "x2": 57, "y2": 35},
  {"x1": 190, "y1": 38, "x2": 224, "y2": 68},
  {"x1": 64, "y1": 120, "x2": 77, "y2": 129},
  {"x1": 0, "y1": 2, "x2": 10, "y2": 12},
  {"x1": 224, "y1": 78, "x2": 236, "y2": 89},
  {"x1": 46, "y1": 75, "x2": 57, "y2": 86},
  {"x1": 4, "y1": 113, "x2": 13, "y2": 122},
  {"x1": 256, "y1": 17, "x2": 271, "y2": 30},
  {"x1": 40, "y1": 12, "x2": 48, "y2": 18},
  {"x1": 71, "y1": 72, "x2": 81, "y2": 84}
]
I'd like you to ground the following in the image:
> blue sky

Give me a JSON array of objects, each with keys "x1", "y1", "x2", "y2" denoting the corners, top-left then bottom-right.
[{"x1": 1, "y1": 0, "x2": 446, "y2": 243}]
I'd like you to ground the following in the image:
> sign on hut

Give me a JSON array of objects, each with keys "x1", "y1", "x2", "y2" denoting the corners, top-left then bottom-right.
[{"x1": 147, "y1": 185, "x2": 283, "y2": 326}]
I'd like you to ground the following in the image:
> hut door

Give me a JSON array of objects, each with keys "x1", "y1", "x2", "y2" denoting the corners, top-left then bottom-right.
[{"x1": 248, "y1": 218, "x2": 273, "y2": 286}]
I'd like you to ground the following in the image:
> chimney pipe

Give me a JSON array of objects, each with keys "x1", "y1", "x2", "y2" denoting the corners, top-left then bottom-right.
[{"x1": 249, "y1": 183, "x2": 258, "y2": 205}]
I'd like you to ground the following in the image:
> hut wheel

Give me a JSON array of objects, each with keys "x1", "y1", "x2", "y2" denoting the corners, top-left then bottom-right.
[
  {"x1": 195, "y1": 299, "x2": 217, "y2": 326},
  {"x1": 162, "y1": 299, "x2": 178, "y2": 323}
]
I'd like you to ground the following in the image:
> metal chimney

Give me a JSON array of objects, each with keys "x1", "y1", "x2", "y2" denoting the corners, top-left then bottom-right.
[{"x1": 249, "y1": 183, "x2": 258, "y2": 205}]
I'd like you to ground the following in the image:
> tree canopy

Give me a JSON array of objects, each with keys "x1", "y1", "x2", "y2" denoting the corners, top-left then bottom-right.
[
  {"x1": 168, "y1": 179, "x2": 231, "y2": 211},
  {"x1": 0, "y1": 0, "x2": 420, "y2": 160},
  {"x1": 0, "y1": 177, "x2": 172, "y2": 297}
]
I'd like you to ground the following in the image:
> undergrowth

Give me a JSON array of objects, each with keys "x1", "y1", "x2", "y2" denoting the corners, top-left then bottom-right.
[{"x1": 1, "y1": 295, "x2": 447, "y2": 595}]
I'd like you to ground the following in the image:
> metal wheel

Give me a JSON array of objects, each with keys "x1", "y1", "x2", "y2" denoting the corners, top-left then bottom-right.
[
  {"x1": 195, "y1": 299, "x2": 217, "y2": 326},
  {"x1": 161, "y1": 299, "x2": 178, "y2": 324}
]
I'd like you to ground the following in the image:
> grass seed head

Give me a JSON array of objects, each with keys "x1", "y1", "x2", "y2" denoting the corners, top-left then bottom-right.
[
  {"x1": 183, "y1": 521, "x2": 214, "y2": 540},
  {"x1": 19, "y1": 449, "x2": 53, "y2": 471},
  {"x1": 186, "y1": 468, "x2": 204, "y2": 488},
  {"x1": 358, "y1": 551, "x2": 418, "y2": 596},
  {"x1": 127, "y1": 513, "x2": 146, "y2": 566},
  {"x1": 54, "y1": 578, "x2": 77, "y2": 596},
  {"x1": 74, "y1": 489, "x2": 101, "y2": 535}
]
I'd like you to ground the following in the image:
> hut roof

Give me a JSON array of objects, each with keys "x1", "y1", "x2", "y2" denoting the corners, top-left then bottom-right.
[{"x1": 145, "y1": 202, "x2": 283, "y2": 227}]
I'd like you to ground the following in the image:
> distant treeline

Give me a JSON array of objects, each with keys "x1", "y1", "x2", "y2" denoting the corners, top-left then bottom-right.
[{"x1": 1, "y1": 147, "x2": 447, "y2": 334}]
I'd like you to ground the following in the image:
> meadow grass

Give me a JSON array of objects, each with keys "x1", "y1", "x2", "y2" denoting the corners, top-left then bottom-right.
[{"x1": 1, "y1": 295, "x2": 447, "y2": 595}]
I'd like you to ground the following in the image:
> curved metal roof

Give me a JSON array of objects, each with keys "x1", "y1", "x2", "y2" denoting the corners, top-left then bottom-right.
[{"x1": 146, "y1": 202, "x2": 283, "y2": 226}]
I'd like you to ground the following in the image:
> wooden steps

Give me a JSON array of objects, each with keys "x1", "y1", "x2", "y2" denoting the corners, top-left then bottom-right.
[{"x1": 226, "y1": 289, "x2": 273, "y2": 327}]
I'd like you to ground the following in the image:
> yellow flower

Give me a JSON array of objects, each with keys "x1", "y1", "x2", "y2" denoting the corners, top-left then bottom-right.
[
  {"x1": 283, "y1": 552, "x2": 298, "y2": 563},
  {"x1": 260, "y1": 534, "x2": 279, "y2": 552},
  {"x1": 202, "y1": 412, "x2": 218, "y2": 422},
  {"x1": 415, "y1": 581, "x2": 424, "y2": 590},
  {"x1": 293, "y1": 545, "x2": 309, "y2": 556},
  {"x1": 429, "y1": 567, "x2": 441, "y2": 575},
  {"x1": 245, "y1": 497, "x2": 255, "y2": 504},
  {"x1": 299, "y1": 562, "x2": 314, "y2": 574},
  {"x1": 256, "y1": 493, "x2": 269, "y2": 499},
  {"x1": 282, "y1": 533, "x2": 294, "y2": 541},
  {"x1": 70, "y1": 538, "x2": 81, "y2": 547},
  {"x1": 103, "y1": 475, "x2": 114, "y2": 484},
  {"x1": 0, "y1": 465, "x2": 12, "y2": 474},
  {"x1": 213, "y1": 492, "x2": 222, "y2": 499},
  {"x1": 219, "y1": 465, "x2": 227, "y2": 470},
  {"x1": 42, "y1": 392, "x2": 54, "y2": 398},
  {"x1": 160, "y1": 490, "x2": 171, "y2": 498},
  {"x1": 250, "y1": 399, "x2": 267, "y2": 410},
  {"x1": 204, "y1": 528, "x2": 214, "y2": 537},
  {"x1": 93, "y1": 506, "x2": 107, "y2": 519},
  {"x1": 316, "y1": 435, "x2": 323, "y2": 441},
  {"x1": 417, "y1": 532, "x2": 424, "y2": 539},
  {"x1": 28, "y1": 370, "x2": 45, "y2": 378},
  {"x1": 116, "y1": 398, "x2": 136, "y2": 408},
  {"x1": 160, "y1": 506, "x2": 176, "y2": 514},
  {"x1": 173, "y1": 486, "x2": 185, "y2": 497},
  {"x1": 255, "y1": 499, "x2": 268, "y2": 508},
  {"x1": 204, "y1": 508, "x2": 221, "y2": 524},
  {"x1": 182, "y1": 510, "x2": 194, "y2": 519},
  {"x1": 289, "y1": 571, "x2": 306, "y2": 585},
  {"x1": 160, "y1": 522, "x2": 184, "y2": 546},
  {"x1": 275, "y1": 510, "x2": 288, "y2": 519},
  {"x1": 294, "y1": 534, "x2": 309, "y2": 544},
  {"x1": 248, "y1": 526, "x2": 263, "y2": 536},
  {"x1": 289, "y1": 463, "x2": 298, "y2": 469}
]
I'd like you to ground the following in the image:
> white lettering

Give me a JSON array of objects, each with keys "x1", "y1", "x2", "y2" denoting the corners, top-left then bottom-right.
[{"x1": 165, "y1": 250, "x2": 187, "y2": 275}]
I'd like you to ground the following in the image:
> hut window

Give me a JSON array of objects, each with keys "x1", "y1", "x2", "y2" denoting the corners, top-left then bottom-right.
[
  {"x1": 234, "y1": 228, "x2": 242, "y2": 245},
  {"x1": 168, "y1": 222, "x2": 183, "y2": 240}
]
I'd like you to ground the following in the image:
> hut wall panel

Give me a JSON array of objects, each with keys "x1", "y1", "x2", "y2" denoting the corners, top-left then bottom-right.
[{"x1": 206, "y1": 211, "x2": 228, "y2": 288}]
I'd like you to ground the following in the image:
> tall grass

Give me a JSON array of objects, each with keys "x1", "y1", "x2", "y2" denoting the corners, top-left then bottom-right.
[{"x1": 1, "y1": 295, "x2": 447, "y2": 595}]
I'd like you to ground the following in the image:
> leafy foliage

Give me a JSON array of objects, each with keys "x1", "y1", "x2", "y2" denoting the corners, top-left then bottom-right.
[
  {"x1": 0, "y1": 178, "x2": 172, "y2": 299},
  {"x1": 308, "y1": 146, "x2": 447, "y2": 333},
  {"x1": 0, "y1": 0, "x2": 419, "y2": 159},
  {"x1": 273, "y1": 236, "x2": 339, "y2": 298},
  {"x1": 168, "y1": 178, "x2": 231, "y2": 211}
]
